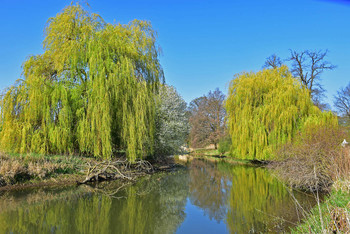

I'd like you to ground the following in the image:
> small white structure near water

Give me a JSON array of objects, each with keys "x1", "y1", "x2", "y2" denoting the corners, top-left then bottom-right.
[{"x1": 341, "y1": 139, "x2": 349, "y2": 147}]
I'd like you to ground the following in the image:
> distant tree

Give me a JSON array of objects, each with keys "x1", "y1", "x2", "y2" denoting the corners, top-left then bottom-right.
[
  {"x1": 154, "y1": 85, "x2": 189, "y2": 156},
  {"x1": 263, "y1": 54, "x2": 283, "y2": 69},
  {"x1": 288, "y1": 49, "x2": 336, "y2": 107},
  {"x1": 334, "y1": 82, "x2": 350, "y2": 119},
  {"x1": 189, "y1": 88, "x2": 226, "y2": 149}
]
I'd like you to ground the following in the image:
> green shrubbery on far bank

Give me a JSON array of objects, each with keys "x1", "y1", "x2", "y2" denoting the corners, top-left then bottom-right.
[{"x1": 218, "y1": 136, "x2": 232, "y2": 156}]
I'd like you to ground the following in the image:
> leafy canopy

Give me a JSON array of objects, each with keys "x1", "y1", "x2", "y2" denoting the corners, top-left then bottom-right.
[
  {"x1": 0, "y1": 4, "x2": 163, "y2": 161},
  {"x1": 225, "y1": 66, "x2": 337, "y2": 160},
  {"x1": 154, "y1": 85, "x2": 189, "y2": 156}
]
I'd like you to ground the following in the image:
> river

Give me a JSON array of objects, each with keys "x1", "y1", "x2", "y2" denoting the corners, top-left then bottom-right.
[{"x1": 0, "y1": 159, "x2": 318, "y2": 233}]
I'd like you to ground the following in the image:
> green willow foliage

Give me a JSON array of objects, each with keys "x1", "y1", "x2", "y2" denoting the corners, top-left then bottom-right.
[
  {"x1": 225, "y1": 66, "x2": 337, "y2": 160},
  {"x1": 0, "y1": 4, "x2": 163, "y2": 161}
]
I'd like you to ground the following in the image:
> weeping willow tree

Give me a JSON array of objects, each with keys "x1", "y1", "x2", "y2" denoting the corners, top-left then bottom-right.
[
  {"x1": 0, "y1": 4, "x2": 163, "y2": 161},
  {"x1": 225, "y1": 66, "x2": 337, "y2": 160}
]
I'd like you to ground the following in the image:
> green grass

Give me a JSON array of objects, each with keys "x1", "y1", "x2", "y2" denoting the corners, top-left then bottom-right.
[
  {"x1": 291, "y1": 188, "x2": 350, "y2": 233},
  {"x1": 190, "y1": 148, "x2": 226, "y2": 156},
  {"x1": 190, "y1": 149, "x2": 251, "y2": 165}
]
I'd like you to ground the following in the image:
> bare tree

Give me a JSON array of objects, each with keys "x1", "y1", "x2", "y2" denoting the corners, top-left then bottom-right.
[
  {"x1": 263, "y1": 54, "x2": 283, "y2": 69},
  {"x1": 334, "y1": 82, "x2": 350, "y2": 118},
  {"x1": 189, "y1": 88, "x2": 226, "y2": 149},
  {"x1": 288, "y1": 49, "x2": 336, "y2": 104},
  {"x1": 262, "y1": 50, "x2": 335, "y2": 110}
]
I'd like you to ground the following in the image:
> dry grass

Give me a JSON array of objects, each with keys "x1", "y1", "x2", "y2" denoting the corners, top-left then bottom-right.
[
  {"x1": 0, "y1": 153, "x2": 77, "y2": 186},
  {"x1": 271, "y1": 126, "x2": 350, "y2": 233},
  {"x1": 271, "y1": 126, "x2": 349, "y2": 192}
]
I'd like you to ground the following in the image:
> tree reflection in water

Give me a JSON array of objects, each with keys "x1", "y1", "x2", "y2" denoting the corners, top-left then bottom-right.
[
  {"x1": 0, "y1": 160, "x2": 317, "y2": 233},
  {"x1": 0, "y1": 170, "x2": 189, "y2": 234},
  {"x1": 189, "y1": 160, "x2": 231, "y2": 222},
  {"x1": 188, "y1": 159, "x2": 318, "y2": 233}
]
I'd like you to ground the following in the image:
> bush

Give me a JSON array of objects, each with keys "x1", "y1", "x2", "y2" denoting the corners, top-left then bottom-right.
[
  {"x1": 0, "y1": 153, "x2": 76, "y2": 185},
  {"x1": 271, "y1": 125, "x2": 349, "y2": 191},
  {"x1": 218, "y1": 137, "x2": 231, "y2": 156}
]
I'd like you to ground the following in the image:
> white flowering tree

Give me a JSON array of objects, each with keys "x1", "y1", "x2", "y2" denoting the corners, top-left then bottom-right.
[{"x1": 154, "y1": 85, "x2": 189, "y2": 156}]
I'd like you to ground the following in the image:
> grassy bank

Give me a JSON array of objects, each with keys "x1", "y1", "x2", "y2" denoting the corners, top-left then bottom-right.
[
  {"x1": 292, "y1": 180, "x2": 350, "y2": 233},
  {"x1": 190, "y1": 147, "x2": 350, "y2": 233},
  {"x1": 0, "y1": 153, "x2": 90, "y2": 189},
  {"x1": 188, "y1": 148, "x2": 262, "y2": 166},
  {"x1": 0, "y1": 153, "x2": 179, "y2": 191}
]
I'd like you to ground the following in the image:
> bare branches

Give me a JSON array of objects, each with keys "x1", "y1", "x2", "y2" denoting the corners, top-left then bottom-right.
[
  {"x1": 263, "y1": 54, "x2": 283, "y2": 69},
  {"x1": 289, "y1": 50, "x2": 308, "y2": 85},
  {"x1": 334, "y1": 82, "x2": 350, "y2": 118},
  {"x1": 263, "y1": 49, "x2": 336, "y2": 110},
  {"x1": 288, "y1": 49, "x2": 336, "y2": 100},
  {"x1": 79, "y1": 159, "x2": 155, "y2": 184},
  {"x1": 189, "y1": 88, "x2": 226, "y2": 149}
]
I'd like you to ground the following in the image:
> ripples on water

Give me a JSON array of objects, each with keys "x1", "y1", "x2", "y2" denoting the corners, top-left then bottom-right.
[{"x1": 0, "y1": 159, "x2": 319, "y2": 233}]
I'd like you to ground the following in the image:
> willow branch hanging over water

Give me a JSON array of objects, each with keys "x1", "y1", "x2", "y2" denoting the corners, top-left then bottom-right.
[
  {"x1": 225, "y1": 66, "x2": 337, "y2": 160},
  {"x1": 0, "y1": 4, "x2": 164, "y2": 161}
]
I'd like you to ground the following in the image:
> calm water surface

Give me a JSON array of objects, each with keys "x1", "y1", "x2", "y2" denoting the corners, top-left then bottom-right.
[{"x1": 0, "y1": 159, "x2": 318, "y2": 233}]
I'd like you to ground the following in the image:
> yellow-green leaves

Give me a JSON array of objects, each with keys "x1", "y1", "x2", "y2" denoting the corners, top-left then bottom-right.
[
  {"x1": 0, "y1": 3, "x2": 163, "y2": 161},
  {"x1": 225, "y1": 66, "x2": 337, "y2": 160}
]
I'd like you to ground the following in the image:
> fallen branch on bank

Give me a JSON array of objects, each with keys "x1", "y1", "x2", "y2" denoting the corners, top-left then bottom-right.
[{"x1": 77, "y1": 159, "x2": 155, "y2": 185}]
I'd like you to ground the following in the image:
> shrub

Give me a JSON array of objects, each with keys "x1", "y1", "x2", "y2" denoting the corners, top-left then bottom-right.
[
  {"x1": 0, "y1": 159, "x2": 27, "y2": 184},
  {"x1": 0, "y1": 153, "x2": 76, "y2": 185},
  {"x1": 271, "y1": 124, "x2": 348, "y2": 191},
  {"x1": 218, "y1": 137, "x2": 231, "y2": 156}
]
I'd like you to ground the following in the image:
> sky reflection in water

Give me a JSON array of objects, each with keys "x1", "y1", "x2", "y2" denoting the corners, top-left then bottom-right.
[{"x1": 0, "y1": 159, "x2": 318, "y2": 233}]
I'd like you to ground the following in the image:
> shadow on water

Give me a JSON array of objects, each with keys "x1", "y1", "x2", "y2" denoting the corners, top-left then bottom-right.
[{"x1": 0, "y1": 159, "x2": 319, "y2": 233}]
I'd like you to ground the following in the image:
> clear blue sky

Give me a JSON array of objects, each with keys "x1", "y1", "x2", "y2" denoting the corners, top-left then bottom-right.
[{"x1": 0, "y1": 0, "x2": 349, "y2": 108}]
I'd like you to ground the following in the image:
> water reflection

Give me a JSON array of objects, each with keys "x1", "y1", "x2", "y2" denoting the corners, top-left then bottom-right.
[
  {"x1": 0, "y1": 171, "x2": 189, "y2": 234},
  {"x1": 0, "y1": 160, "x2": 317, "y2": 233},
  {"x1": 188, "y1": 160, "x2": 317, "y2": 233},
  {"x1": 189, "y1": 160, "x2": 231, "y2": 221}
]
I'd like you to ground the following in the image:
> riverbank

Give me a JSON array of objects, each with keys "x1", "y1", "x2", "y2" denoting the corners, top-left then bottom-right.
[
  {"x1": 188, "y1": 148, "x2": 350, "y2": 233},
  {"x1": 186, "y1": 148, "x2": 267, "y2": 166},
  {"x1": 291, "y1": 180, "x2": 350, "y2": 233},
  {"x1": 0, "y1": 157, "x2": 318, "y2": 233},
  {"x1": 0, "y1": 153, "x2": 86, "y2": 189},
  {"x1": 0, "y1": 153, "x2": 179, "y2": 191}
]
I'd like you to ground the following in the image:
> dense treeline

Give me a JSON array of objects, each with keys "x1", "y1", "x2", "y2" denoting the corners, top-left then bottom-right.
[
  {"x1": 0, "y1": 4, "x2": 164, "y2": 161},
  {"x1": 0, "y1": 3, "x2": 346, "y2": 166}
]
